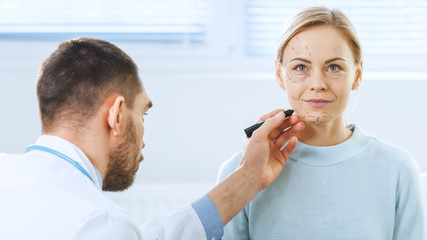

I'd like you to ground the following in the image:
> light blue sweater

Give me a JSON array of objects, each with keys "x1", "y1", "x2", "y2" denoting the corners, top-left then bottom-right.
[{"x1": 217, "y1": 125, "x2": 426, "y2": 240}]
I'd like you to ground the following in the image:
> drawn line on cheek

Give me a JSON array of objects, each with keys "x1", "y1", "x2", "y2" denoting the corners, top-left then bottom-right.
[
  {"x1": 286, "y1": 73, "x2": 304, "y2": 84},
  {"x1": 286, "y1": 73, "x2": 298, "y2": 84}
]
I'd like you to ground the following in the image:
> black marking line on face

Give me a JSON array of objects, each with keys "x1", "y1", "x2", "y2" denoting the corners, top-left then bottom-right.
[{"x1": 302, "y1": 114, "x2": 331, "y2": 123}]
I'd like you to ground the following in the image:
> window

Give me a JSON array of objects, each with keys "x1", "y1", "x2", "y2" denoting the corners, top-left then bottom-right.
[
  {"x1": 0, "y1": 0, "x2": 207, "y2": 44},
  {"x1": 0, "y1": 0, "x2": 426, "y2": 73},
  {"x1": 244, "y1": 0, "x2": 427, "y2": 58}
]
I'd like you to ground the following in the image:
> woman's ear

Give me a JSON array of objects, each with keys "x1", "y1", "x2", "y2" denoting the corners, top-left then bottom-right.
[
  {"x1": 352, "y1": 60, "x2": 363, "y2": 90},
  {"x1": 275, "y1": 60, "x2": 286, "y2": 91},
  {"x1": 107, "y1": 96, "x2": 125, "y2": 137}
]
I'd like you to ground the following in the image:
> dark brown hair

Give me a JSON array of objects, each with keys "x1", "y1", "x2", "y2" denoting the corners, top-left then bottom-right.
[{"x1": 37, "y1": 38, "x2": 142, "y2": 132}]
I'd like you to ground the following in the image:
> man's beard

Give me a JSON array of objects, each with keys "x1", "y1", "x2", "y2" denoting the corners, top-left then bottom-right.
[{"x1": 102, "y1": 118, "x2": 142, "y2": 192}]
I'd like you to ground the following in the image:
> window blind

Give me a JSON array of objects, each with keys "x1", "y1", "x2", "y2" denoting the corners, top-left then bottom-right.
[
  {"x1": 0, "y1": 0, "x2": 207, "y2": 44},
  {"x1": 245, "y1": 0, "x2": 427, "y2": 57}
]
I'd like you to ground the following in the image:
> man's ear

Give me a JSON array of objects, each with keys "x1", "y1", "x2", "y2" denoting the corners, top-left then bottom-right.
[
  {"x1": 107, "y1": 96, "x2": 125, "y2": 137},
  {"x1": 275, "y1": 60, "x2": 286, "y2": 90},
  {"x1": 352, "y1": 60, "x2": 363, "y2": 90}
]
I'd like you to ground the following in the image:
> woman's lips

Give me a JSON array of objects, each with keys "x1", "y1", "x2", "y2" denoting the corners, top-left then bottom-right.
[{"x1": 304, "y1": 99, "x2": 331, "y2": 107}]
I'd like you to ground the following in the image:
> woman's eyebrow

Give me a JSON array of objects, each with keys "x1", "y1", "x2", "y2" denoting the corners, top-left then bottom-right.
[
  {"x1": 290, "y1": 57, "x2": 311, "y2": 63},
  {"x1": 289, "y1": 57, "x2": 346, "y2": 64},
  {"x1": 325, "y1": 57, "x2": 346, "y2": 64}
]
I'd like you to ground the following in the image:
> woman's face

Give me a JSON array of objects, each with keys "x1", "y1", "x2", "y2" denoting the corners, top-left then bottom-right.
[{"x1": 276, "y1": 26, "x2": 362, "y2": 125}]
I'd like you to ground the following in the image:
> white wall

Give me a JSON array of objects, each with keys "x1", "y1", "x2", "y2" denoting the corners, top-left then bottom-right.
[{"x1": 1, "y1": 41, "x2": 426, "y2": 185}]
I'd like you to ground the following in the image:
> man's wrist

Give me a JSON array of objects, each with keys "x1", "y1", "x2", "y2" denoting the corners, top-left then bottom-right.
[
  {"x1": 207, "y1": 165, "x2": 264, "y2": 225},
  {"x1": 234, "y1": 165, "x2": 264, "y2": 193}
]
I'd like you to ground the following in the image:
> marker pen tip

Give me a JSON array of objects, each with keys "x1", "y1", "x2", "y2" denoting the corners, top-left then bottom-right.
[{"x1": 284, "y1": 109, "x2": 294, "y2": 118}]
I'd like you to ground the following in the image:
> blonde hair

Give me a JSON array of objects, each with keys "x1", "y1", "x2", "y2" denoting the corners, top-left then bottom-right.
[{"x1": 276, "y1": 7, "x2": 362, "y2": 65}]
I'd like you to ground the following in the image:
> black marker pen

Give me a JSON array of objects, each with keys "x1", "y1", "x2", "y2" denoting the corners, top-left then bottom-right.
[{"x1": 244, "y1": 109, "x2": 294, "y2": 138}]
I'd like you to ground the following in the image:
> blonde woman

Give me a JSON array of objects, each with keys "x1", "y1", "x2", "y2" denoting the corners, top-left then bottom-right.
[{"x1": 217, "y1": 7, "x2": 426, "y2": 239}]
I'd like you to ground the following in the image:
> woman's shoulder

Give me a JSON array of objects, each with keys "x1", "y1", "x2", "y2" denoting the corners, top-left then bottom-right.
[
  {"x1": 369, "y1": 137, "x2": 411, "y2": 157},
  {"x1": 360, "y1": 128, "x2": 416, "y2": 167},
  {"x1": 216, "y1": 152, "x2": 243, "y2": 183}
]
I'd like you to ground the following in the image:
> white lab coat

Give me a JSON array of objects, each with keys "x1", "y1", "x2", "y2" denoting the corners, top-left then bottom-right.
[{"x1": 0, "y1": 135, "x2": 211, "y2": 240}]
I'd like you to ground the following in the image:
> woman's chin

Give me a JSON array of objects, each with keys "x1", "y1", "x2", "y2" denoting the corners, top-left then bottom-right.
[{"x1": 300, "y1": 113, "x2": 332, "y2": 124}]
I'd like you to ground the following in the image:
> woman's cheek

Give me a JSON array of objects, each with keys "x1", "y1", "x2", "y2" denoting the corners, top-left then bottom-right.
[
  {"x1": 287, "y1": 93, "x2": 301, "y2": 111},
  {"x1": 286, "y1": 71, "x2": 308, "y2": 84},
  {"x1": 285, "y1": 82, "x2": 304, "y2": 100}
]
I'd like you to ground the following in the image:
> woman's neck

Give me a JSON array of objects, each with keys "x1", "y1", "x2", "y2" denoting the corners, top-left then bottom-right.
[{"x1": 296, "y1": 117, "x2": 352, "y2": 146}]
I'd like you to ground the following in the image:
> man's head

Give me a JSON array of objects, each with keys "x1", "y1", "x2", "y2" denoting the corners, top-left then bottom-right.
[
  {"x1": 37, "y1": 38, "x2": 141, "y2": 131},
  {"x1": 37, "y1": 38, "x2": 152, "y2": 191}
]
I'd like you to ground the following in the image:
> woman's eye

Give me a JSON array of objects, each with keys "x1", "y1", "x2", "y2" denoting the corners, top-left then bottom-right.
[
  {"x1": 328, "y1": 64, "x2": 341, "y2": 72},
  {"x1": 295, "y1": 65, "x2": 307, "y2": 71}
]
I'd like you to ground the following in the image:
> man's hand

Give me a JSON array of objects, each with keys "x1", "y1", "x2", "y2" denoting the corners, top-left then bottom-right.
[
  {"x1": 240, "y1": 109, "x2": 305, "y2": 190},
  {"x1": 207, "y1": 109, "x2": 304, "y2": 226}
]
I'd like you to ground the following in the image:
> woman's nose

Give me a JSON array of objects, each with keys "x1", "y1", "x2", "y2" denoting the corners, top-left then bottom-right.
[{"x1": 309, "y1": 71, "x2": 327, "y2": 92}]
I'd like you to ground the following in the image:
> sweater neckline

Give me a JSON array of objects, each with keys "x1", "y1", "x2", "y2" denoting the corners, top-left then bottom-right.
[{"x1": 289, "y1": 124, "x2": 371, "y2": 167}]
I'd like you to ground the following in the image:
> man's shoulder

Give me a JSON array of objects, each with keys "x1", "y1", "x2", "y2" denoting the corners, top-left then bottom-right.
[
  {"x1": 51, "y1": 183, "x2": 136, "y2": 238},
  {"x1": 0, "y1": 153, "x2": 136, "y2": 239},
  {"x1": 88, "y1": 190, "x2": 130, "y2": 215},
  {"x1": 71, "y1": 208, "x2": 141, "y2": 239},
  {"x1": 0, "y1": 152, "x2": 35, "y2": 179},
  {"x1": 0, "y1": 152, "x2": 24, "y2": 160},
  {"x1": 0, "y1": 151, "x2": 129, "y2": 215}
]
